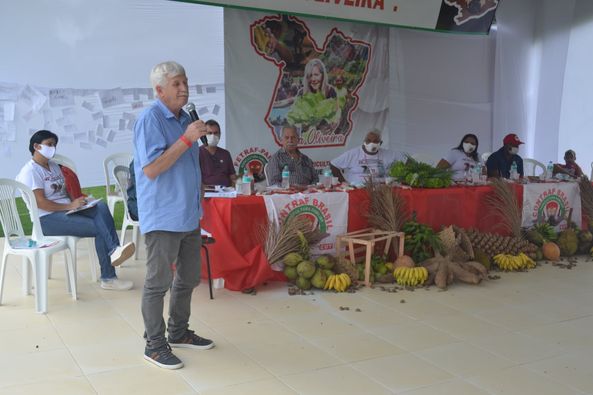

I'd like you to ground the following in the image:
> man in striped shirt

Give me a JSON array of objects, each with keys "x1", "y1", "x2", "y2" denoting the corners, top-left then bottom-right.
[{"x1": 267, "y1": 125, "x2": 319, "y2": 188}]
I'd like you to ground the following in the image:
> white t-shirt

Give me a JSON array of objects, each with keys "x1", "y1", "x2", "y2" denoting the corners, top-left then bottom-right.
[
  {"x1": 331, "y1": 146, "x2": 401, "y2": 185},
  {"x1": 443, "y1": 149, "x2": 479, "y2": 181},
  {"x1": 16, "y1": 159, "x2": 71, "y2": 217}
]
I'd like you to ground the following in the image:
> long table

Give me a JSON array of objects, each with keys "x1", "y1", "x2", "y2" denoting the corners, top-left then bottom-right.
[{"x1": 200, "y1": 185, "x2": 520, "y2": 291}]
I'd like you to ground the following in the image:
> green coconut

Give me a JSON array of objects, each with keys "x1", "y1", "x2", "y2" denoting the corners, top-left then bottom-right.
[
  {"x1": 374, "y1": 263, "x2": 388, "y2": 275},
  {"x1": 310, "y1": 269, "x2": 328, "y2": 289},
  {"x1": 283, "y1": 252, "x2": 304, "y2": 267},
  {"x1": 296, "y1": 260, "x2": 316, "y2": 279},
  {"x1": 283, "y1": 266, "x2": 298, "y2": 281},
  {"x1": 295, "y1": 276, "x2": 312, "y2": 290},
  {"x1": 315, "y1": 254, "x2": 335, "y2": 270}
]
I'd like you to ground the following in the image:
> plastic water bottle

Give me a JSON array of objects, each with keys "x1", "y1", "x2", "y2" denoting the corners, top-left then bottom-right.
[
  {"x1": 472, "y1": 164, "x2": 481, "y2": 183},
  {"x1": 281, "y1": 165, "x2": 290, "y2": 189},
  {"x1": 241, "y1": 172, "x2": 253, "y2": 195},
  {"x1": 322, "y1": 166, "x2": 332, "y2": 188},
  {"x1": 510, "y1": 162, "x2": 518, "y2": 180},
  {"x1": 546, "y1": 161, "x2": 554, "y2": 180}
]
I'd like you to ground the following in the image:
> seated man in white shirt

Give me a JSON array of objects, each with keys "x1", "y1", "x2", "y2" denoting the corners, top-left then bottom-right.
[{"x1": 330, "y1": 129, "x2": 401, "y2": 185}]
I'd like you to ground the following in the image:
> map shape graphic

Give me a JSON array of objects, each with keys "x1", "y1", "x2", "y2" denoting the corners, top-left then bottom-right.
[{"x1": 250, "y1": 15, "x2": 371, "y2": 148}]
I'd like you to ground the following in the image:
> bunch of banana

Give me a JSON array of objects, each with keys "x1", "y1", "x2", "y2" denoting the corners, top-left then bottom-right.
[
  {"x1": 493, "y1": 252, "x2": 536, "y2": 271},
  {"x1": 393, "y1": 267, "x2": 428, "y2": 286},
  {"x1": 324, "y1": 273, "x2": 352, "y2": 292}
]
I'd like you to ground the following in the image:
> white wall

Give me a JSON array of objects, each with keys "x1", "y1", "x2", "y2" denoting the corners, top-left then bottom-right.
[
  {"x1": 558, "y1": 0, "x2": 593, "y2": 177},
  {"x1": 389, "y1": 25, "x2": 495, "y2": 163},
  {"x1": 0, "y1": 0, "x2": 224, "y2": 186},
  {"x1": 2, "y1": 0, "x2": 591, "y2": 185},
  {"x1": 493, "y1": 0, "x2": 593, "y2": 171}
]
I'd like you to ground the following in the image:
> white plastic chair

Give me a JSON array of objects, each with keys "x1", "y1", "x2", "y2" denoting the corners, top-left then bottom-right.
[
  {"x1": 523, "y1": 158, "x2": 546, "y2": 177},
  {"x1": 0, "y1": 179, "x2": 76, "y2": 314},
  {"x1": 263, "y1": 163, "x2": 272, "y2": 186},
  {"x1": 481, "y1": 152, "x2": 492, "y2": 163},
  {"x1": 112, "y1": 165, "x2": 140, "y2": 260},
  {"x1": 103, "y1": 153, "x2": 133, "y2": 215},
  {"x1": 50, "y1": 154, "x2": 98, "y2": 282}
]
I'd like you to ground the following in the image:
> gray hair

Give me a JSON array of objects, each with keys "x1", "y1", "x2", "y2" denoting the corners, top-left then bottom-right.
[
  {"x1": 281, "y1": 125, "x2": 298, "y2": 137},
  {"x1": 150, "y1": 61, "x2": 186, "y2": 95}
]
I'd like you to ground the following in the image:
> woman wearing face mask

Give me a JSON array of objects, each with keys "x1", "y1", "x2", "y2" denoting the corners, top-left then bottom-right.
[
  {"x1": 198, "y1": 119, "x2": 237, "y2": 187},
  {"x1": 15, "y1": 130, "x2": 135, "y2": 291},
  {"x1": 437, "y1": 133, "x2": 480, "y2": 181}
]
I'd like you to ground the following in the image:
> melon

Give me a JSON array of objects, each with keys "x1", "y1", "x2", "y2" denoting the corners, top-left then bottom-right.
[{"x1": 542, "y1": 241, "x2": 560, "y2": 261}]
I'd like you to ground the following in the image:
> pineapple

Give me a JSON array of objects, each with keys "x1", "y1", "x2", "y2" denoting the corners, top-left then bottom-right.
[{"x1": 466, "y1": 229, "x2": 537, "y2": 259}]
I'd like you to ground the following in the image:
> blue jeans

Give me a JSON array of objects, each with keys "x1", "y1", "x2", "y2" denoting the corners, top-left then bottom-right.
[{"x1": 40, "y1": 201, "x2": 120, "y2": 280}]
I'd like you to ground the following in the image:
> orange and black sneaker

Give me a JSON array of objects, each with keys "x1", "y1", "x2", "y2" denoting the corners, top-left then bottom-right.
[
  {"x1": 144, "y1": 344, "x2": 183, "y2": 370},
  {"x1": 169, "y1": 329, "x2": 214, "y2": 350}
]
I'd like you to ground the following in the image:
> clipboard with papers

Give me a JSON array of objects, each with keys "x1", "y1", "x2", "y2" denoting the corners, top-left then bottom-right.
[{"x1": 65, "y1": 198, "x2": 102, "y2": 215}]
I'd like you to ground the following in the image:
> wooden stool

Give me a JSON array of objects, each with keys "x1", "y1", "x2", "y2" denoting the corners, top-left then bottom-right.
[{"x1": 335, "y1": 228, "x2": 404, "y2": 287}]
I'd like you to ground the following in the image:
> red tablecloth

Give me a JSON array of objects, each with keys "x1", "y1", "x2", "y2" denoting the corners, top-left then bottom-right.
[
  {"x1": 201, "y1": 185, "x2": 520, "y2": 290},
  {"x1": 200, "y1": 196, "x2": 285, "y2": 291},
  {"x1": 347, "y1": 185, "x2": 521, "y2": 235}
]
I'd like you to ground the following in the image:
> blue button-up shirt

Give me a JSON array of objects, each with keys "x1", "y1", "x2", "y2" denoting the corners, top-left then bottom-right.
[{"x1": 133, "y1": 99, "x2": 202, "y2": 233}]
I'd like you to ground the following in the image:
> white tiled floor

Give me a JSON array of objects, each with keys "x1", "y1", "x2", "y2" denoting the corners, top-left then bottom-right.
[{"x1": 1, "y1": 239, "x2": 592, "y2": 395}]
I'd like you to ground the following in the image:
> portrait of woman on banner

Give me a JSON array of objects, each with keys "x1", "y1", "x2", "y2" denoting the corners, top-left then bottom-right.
[{"x1": 286, "y1": 58, "x2": 341, "y2": 136}]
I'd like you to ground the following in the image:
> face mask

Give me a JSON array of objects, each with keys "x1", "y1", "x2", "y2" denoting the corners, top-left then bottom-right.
[
  {"x1": 463, "y1": 143, "x2": 476, "y2": 153},
  {"x1": 364, "y1": 142, "x2": 380, "y2": 153},
  {"x1": 509, "y1": 146, "x2": 519, "y2": 155},
  {"x1": 37, "y1": 144, "x2": 56, "y2": 159},
  {"x1": 206, "y1": 134, "x2": 219, "y2": 147}
]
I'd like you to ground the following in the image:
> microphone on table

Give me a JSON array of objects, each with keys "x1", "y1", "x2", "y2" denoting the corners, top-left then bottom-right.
[{"x1": 186, "y1": 102, "x2": 208, "y2": 146}]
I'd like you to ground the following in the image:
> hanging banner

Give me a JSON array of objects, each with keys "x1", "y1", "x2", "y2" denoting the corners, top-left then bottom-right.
[
  {"x1": 521, "y1": 183, "x2": 582, "y2": 232},
  {"x1": 263, "y1": 192, "x2": 349, "y2": 256},
  {"x1": 180, "y1": 0, "x2": 499, "y2": 34},
  {"x1": 225, "y1": 9, "x2": 390, "y2": 182}
]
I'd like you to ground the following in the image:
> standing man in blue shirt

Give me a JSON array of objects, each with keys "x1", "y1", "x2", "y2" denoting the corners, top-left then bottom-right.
[
  {"x1": 486, "y1": 133, "x2": 525, "y2": 179},
  {"x1": 134, "y1": 61, "x2": 214, "y2": 370}
]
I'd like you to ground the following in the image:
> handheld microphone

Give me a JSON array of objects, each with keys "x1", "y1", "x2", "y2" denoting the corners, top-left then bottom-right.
[{"x1": 186, "y1": 102, "x2": 208, "y2": 146}]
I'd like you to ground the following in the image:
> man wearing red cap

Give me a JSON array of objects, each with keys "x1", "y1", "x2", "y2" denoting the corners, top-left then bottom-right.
[{"x1": 486, "y1": 133, "x2": 524, "y2": 179}]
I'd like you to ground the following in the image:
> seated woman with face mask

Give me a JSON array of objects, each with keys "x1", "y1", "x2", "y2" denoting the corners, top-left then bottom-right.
[
  {"x1": 15, "y1": 130, "x2": 135, "y2": 291},
  {"x1": 436, "y1": 133, "x2": 480, "y2": 181},
  {"x1": 198, "y1": 119, "x2": 237, "y2": 187}
]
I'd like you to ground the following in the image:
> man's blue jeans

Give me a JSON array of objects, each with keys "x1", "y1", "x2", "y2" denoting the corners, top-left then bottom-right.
[{"x1": 40, "y1": 201, "x2": 120, "y2": 280}]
